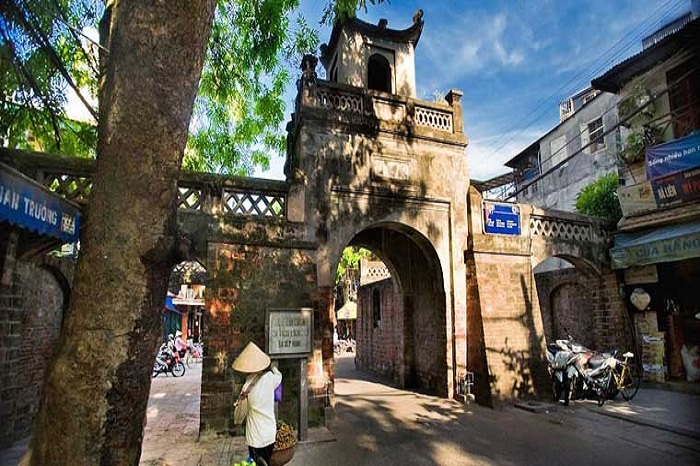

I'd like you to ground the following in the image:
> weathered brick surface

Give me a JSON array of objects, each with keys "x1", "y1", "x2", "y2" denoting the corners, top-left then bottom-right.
[
  {"x1": 465, "y1": 250, "x2": 551, "y2": 406},
  {"x1": 355, "y1": 278, "x2": 403, "y2": 384},
  {"x1": 201, "y1": 242, "x2": 322, "y2": 433},
  {"x1": 0, "y1": 257, "x2": 73, "y2": 449},
  {"x1": 535, "y1": 268, "x2": 595, "y2": 347}
]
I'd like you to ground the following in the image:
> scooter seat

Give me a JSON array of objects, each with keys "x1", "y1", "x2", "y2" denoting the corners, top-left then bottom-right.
[
  {"x1": 571, "y1": 343, "x2": 591, "y2": 353},
  {"x1": 587, "y1": 354, "x2": 607, "y2": 369}
]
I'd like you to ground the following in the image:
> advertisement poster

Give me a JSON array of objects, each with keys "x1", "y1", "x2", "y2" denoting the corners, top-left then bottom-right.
[
  {"x1": 646, "y1": 131, "x2": 700, "y2": 180},
  {"x1": 652, "y1": 167, "x2": 700, "y2": 206}
]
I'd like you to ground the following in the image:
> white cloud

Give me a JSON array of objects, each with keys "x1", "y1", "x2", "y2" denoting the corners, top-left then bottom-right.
[
  {"x1": 467, "y1": 127, "x2": 547, "y2": 181},
  {"x1": 421, "y1": 10, "x2": 527, "y2": 81}
]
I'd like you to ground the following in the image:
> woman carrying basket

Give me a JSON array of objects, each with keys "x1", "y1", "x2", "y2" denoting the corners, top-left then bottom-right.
[{"x1": 233, "y1": 342, "x2": 282, "y2": 466}]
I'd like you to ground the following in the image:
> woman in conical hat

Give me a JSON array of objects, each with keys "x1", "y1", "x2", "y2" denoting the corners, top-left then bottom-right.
[{"x1": 233, "y1": 341, "x2": 282, "y2": 466}]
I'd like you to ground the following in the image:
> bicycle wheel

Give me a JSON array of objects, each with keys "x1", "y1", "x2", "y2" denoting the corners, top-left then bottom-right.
[
  {"x1": 620, "y1": 361, "x2": 641, "y2": 401},
  {"x1": 171, "y1": 361, "x2": 186, "y2": 377}
]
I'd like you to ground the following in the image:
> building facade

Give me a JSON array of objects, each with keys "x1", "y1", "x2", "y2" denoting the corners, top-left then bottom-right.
[
  {"x1": 505, "y1": 89, "x2": 621, "y2": 212},
  {"x1": 593, "y1": 14, "x2": 700, "y2": 384}
]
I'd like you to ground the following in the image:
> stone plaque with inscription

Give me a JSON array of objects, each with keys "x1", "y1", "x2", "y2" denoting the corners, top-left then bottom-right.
[
  {"x1": 371, "y1": 156, "x2": 411, "y2": 182},
  {"x1": 266, "y1": 308, "x2": 312, "y2": 358}
]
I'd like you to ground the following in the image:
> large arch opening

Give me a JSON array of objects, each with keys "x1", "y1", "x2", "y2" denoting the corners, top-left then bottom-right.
[
  {"x1": 332, "y1": 223, "x2": 448, "y2": 396},
  {"x1": 533, "y1": 255, "x2": 600, "y2": 349},
  {"x1": 142, "y1": 260, "x2": 207, "y2": 460}
]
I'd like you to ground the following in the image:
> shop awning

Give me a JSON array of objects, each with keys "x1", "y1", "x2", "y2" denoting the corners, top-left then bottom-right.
[
  {"x1": 610, "y1": 220, "x2": 700, "y2": 269},
  {"x1": 0, "y1": 162, "x2": 81, "y2": 242},
  {"x1": 336, "y1": 301, "x2": 357, "y2": 320}
]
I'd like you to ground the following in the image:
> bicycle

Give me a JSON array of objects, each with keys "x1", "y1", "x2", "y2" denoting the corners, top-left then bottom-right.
[{"x1": 607, "y1": 351, "x2": 641, "y2": 401}]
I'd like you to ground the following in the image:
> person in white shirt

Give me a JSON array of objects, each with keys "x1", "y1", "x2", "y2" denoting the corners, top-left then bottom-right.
[
  {"x1": 232, "y1": 341, "x2": 282, "y2": 466},
  {"x1": 174, "y1": 331, "x2": 187, "y2": 358}
]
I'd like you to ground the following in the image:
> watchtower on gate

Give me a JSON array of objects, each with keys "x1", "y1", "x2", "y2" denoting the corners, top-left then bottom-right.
[{"x1": 283, "y1": 10, "x2": 470, "y2": 400}]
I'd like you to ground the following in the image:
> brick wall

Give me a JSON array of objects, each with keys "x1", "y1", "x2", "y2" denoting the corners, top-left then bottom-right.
[
  {"x1": 535, "y1": 267, "x2": 632, "y2": 351},
  {"x1": 201, "y1": 242, "x2": 321, "y2": 435},
  {"x1": 535, "y1": 268, "x2": 595, "y2": 348},
  {"x1": 355, "y1": 278, "x2": 404, "y2": 384},
  {"x1": 465, "y1": 251, "x2": 551, "y2": 406},
  {"x1": 466, "y1": 244, "x2": 633, "y2": 407},
  {"x1": 0, "y1": 258, "x2": 71, "y2": 448}
]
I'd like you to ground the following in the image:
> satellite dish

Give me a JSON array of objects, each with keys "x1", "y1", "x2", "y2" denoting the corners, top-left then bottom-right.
[{"x1": 630, "y1": 287, "x2": 651, "y2": 311}]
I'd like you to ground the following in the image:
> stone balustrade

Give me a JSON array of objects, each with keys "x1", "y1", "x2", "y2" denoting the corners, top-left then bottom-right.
[
  {"x1": 298, "y1": 79, "x2": 463, "y2": 137},
  {"x1": 0, "y1": 148, "x2": 288, "y2": 219}
]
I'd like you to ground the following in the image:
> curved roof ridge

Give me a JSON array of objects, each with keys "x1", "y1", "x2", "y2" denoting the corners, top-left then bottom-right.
[{"x1": 321, "y1": 10, "x2": 424, "y2": 68}]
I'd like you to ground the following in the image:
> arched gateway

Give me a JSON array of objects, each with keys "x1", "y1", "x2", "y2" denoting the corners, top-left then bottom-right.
[
  {"x1": 197, "y1": 13, "x2": 470, "y2": 433},
  {"x1": 0, "y1": 12, "x2": 630, "y2": 446}
]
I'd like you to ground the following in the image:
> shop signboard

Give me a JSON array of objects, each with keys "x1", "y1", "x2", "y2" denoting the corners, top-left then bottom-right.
[
  {"x1": 610, "y1": 221, "x2": 700, "y2": 269},
  {"x1": 266, "y1": 308, "x2": 312, "y2": 358},
  {"x1": 623, "y1": 265, "x2": 659, "y2": 285},
  {"x1": 646, "y1": 131, "x2": 700, "y2": 180},
  {"x1": 652, "y1": 166, "x2": 700, "y2": 206},
  {"x1": 483, "y1": 201, "x2": 520, "y2": 236},
  {"x1": 0, "y1": 163, "x2": 81, "y2": 242},
  {"x1": 618, "y1": 181, "x2": 658, "y2": 216}
]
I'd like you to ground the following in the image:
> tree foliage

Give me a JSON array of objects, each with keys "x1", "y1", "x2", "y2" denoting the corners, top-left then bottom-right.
[
  {"x1": 574, "y1": 172, "x2": 623, "y2": 223},
  {"x1": 336, "y1": 246, "x2": 373, "y2": 284},
  {"x1": 0, "y1": 0, "x2": 100, "y2": 157},
  {"x1": 2, "y1": 0, "x2": 383, "y2": 173},
  {"x1": 185, "y1": 0, "x2": 318, "y2": 174}
]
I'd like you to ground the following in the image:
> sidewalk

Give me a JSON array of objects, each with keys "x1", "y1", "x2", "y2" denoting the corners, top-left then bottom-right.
[{"x1": 584, "y1": 387, "x2": 700, "y2": 440}]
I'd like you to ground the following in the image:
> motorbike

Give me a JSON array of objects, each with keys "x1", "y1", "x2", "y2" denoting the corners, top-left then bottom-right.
[
  {"x1": 152, "y1": 342, "x2": 186, "y2": 378},
  {"x1": 546, "y1": 339, "x2": 579, "y2": 405},
  {"x1": 547, "y1": 336, "x2": 636, "y2": 406},
  {"x1": 568, "y1": 349, "x2": 616, "y2": 405}
]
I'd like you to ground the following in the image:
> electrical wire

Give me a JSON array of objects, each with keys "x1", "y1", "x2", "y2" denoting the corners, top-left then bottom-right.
[
  {"x1": 483, "y1": 0, "x2": 685, "y2": 161},
  {"x1": 505, "y1": 63, "x2": 699, "y2": 201}
]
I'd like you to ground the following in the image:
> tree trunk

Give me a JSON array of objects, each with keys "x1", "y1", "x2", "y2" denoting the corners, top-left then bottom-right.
[{"x1": 25, "y1": 1, "x2": 216, "y2": 465}]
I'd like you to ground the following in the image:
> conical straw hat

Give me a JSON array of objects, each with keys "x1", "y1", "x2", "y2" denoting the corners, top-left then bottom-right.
[{"x1": 232, "y1": 342, "x2": 271, "y2": 373}]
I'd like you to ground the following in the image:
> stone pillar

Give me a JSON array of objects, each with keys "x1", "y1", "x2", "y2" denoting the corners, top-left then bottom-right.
[{"x1": 445, "y1": 89, "x2": 464, "y2": 134}]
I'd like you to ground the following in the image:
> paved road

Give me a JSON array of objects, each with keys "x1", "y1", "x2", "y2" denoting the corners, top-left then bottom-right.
[
  {"x1": 290, "y1": 354, "x2": 700, "y2": 466},
  {"x1": 140, "y1": 360, "x2": 206, "y2": 466},
  {"x1": 3, "y1": 353, "x2": 697, "y2": 466}
]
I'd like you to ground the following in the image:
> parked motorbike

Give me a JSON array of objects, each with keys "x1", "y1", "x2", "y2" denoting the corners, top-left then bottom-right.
[
  {"x1": 152, "y1": 342, "x2": 186, "y2": 378},
  {"x1": 569, "y1": 349, "x2": 616, "y2": 405},
  {"x1": 547, "y1": 336, "x2": 639, "y2": 406},
  {"x1": 546, "y1": 339, "x2": 579, "y2": 405}
]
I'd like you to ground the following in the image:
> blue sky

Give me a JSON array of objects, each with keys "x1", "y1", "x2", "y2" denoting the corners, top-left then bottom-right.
[{"x1": 254, "y1": 0, "x2": 691, "y2": 181}]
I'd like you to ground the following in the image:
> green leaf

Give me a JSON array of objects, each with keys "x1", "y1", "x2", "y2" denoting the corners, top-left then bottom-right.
[{"x1": 574, "y1": 172, "x2": 622, "y2": 223}]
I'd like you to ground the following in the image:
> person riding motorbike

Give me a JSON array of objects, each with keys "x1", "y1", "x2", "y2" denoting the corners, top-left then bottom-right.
[{"x1": 174, "y1": 330, "x2": 187, "y2": 358}]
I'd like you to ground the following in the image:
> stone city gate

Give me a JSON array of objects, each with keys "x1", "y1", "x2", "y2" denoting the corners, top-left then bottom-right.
[{"x1": 0, "y1": 14, "x2": 631, "y2": 445}]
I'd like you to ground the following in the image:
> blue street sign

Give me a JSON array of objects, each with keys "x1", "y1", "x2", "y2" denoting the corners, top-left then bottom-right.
[{"x1": 483, "y1": 201, "x2": 521, "y2": 236}]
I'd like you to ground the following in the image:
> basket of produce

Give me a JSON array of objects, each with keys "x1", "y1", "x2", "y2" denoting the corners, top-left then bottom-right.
[{"x1": 270, "y1": 421, "x2": 297, "y2": 466}]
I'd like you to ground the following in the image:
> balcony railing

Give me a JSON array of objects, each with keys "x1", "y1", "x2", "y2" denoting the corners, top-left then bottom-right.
[
  {"x1": 0, "y1": 148, "x2": 288, "y2": 219},
  {"x1": 299, "y1": 79, "x2": 462, "y2": 137}
]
